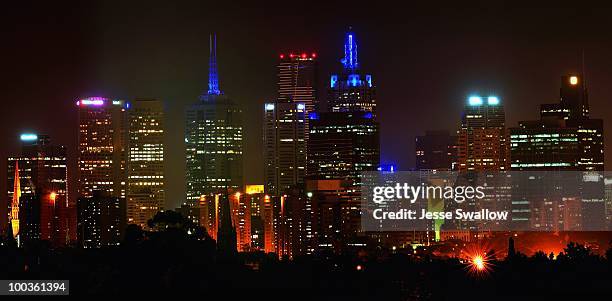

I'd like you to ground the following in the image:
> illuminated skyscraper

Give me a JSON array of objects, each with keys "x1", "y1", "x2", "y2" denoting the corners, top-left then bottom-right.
[
  {"x1": 457, "y1": 95, "x2": 509, "y2": 171},
  {"x1": 231, "y1": 192, "x2": 251, "y2": 251},
  {"x1": 510, "y1": 119, "x2": 580, "y2": 170},
  {"x1": 278, "y1": 52, "x2": 318, "y2": 113},
  {"x1": 127, "y1": 99, "x2": 165, "y2": 228},
  {"x1": 263, "y1": 102, "x2": 306, "y2": 195},
  {"x1": 7, "y1": 134, "x2": 69, "y2": 246},
  {"x1": 511, "y1": 74, "x2": 605, "y2": 230},
  {"x1": 307, "y1": 111, "x2": 379, "y2": 187},
  {"x1": 328, "y1": 32, "x2": 376, "y2": 115},
  {"x1": 77, "y1": 97, "x2": 128, "y2": 199},
  {"x1": 185, "y1": 34, "x2": 243, "y2": 203}
]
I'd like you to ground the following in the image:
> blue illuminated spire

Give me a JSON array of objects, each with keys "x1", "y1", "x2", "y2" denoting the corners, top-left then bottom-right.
[
  {"x1": 341, "y1": 31, "x2": 359, "y2": 71},
  {"x1": 207, "y1": 34, "x2": 221, "y2": 96}
]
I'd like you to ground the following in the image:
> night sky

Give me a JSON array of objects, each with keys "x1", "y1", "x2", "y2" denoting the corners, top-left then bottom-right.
[{"x1": 2, "y1": 1, "x2": 612, "y2": 215}]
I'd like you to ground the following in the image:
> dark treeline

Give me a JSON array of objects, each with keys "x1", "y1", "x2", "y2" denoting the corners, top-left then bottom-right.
[{"x1": 1, "y1": 212, "x2": 611, "y2": 299}]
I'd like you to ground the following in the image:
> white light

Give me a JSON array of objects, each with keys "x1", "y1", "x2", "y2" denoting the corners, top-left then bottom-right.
[
  {"x1": 468, "y1": 96, "x2": 483, "y2": 106},
  {"x1": 297, "y1": 103, "x2": 305, "y2": 110},
  {"x1": 487, "y1": 96, "x2": 499, "y2": 105},
  {"x1": 20, "y1": 133, "x2": 38, "y2": 141},
  {"x1": 265, "y1": 103, "x2": 275, "y2": 111}
]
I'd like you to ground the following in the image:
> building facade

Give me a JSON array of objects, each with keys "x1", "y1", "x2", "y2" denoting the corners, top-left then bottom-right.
[
  {"x1": 263, "y1": 102, "x2": 307, "y2": 195},
  {"x1": 7, "y1": 134, "x2": 70, "y2": 246},
  {"x1": 457, "y1": 96, "x2": 509, "y2": 172},
  {"x1": 77, "y1": 191, "x2": 126, "y2": 248},
  {"x1": 307, "y1": 111, "x2": 379, "y2": 187},
  {"x1": 185, "y1": 35, "x2": 243, "y2": 204},
  {"x1": 77, "y1": 97, "x2": 128, "y2": 199},
  {"x1": 127, "y1": 98, "x2": 165, "y2": 228}
]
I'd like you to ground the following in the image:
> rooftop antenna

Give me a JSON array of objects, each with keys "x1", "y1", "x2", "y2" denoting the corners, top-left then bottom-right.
[
  {"x1": 207, "y1": 33, "x2": 221, "y2": 96},
  {"x1": 341, "y1": 27, "x2": 359, "y2": 71}
]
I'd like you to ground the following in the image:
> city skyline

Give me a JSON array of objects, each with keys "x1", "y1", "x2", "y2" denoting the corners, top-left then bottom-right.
[{"x1": 3, "y1": 1, "x2": 612, "y2": 214}]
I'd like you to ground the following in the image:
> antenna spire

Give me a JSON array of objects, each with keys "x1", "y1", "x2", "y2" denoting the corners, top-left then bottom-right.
[
  {"x1": 207, "y1": 33, "x2": 221, "y2": 96},
  {"x1": 341, "y1": 29, "x2": 359, "y2": 71}
]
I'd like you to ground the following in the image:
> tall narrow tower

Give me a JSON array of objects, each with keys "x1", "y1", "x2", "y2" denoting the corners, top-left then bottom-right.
[
  {"x1": 328, "y1": 31, "x2": 376, "y2": 115},
  {"x1": 186, "y1": 34, "x2": 243, "y2": 204},
  {"x1": 10, "y1": 161, "x2": 20, "y2": 238},
  {"x1": 207, "y1": 34, "x2": 221, "y2": 96}
]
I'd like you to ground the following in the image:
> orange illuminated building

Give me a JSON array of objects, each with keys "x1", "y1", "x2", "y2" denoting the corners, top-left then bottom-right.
[
  {"x1": 231, "y1": 192, "x2": 251, "y2": 252},
  {"x1": 457, "y1": 96, "x2": 509, "y2": 172}
]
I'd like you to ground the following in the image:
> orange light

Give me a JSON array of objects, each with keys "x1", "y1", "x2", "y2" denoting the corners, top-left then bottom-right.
[
  {"x1": 50, "y1": 192, "x2": 57, "y2": 201},
  {"x1": 473, "y1": 255, "x2": 485, "y2": 271},
  {"x1": 570, "y1": 76, "x2": 578, "y2": 85}
]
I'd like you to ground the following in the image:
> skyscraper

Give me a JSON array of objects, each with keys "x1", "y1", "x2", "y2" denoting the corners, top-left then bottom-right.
[
  {"x1": 310, "y1": 31, "x2": 381, "y2": 187},
  {"x1": 278, "y1": 52, "x2": 318, "y2": 114},
  {"x1": 185, "y1": 34, "x2": 243, "y2": 204},
  {"x1": 307, "y1": 111, "x2": 380, "y2": 187},
  {"x1": 262, "y1": 51, "x2": 317, "y2": 197},
  {"x1": 77, "y1": 97, "x2": 128, "y2": 199},
  {"x1": 127, "y1": 99, "x2": 165, "y2": 228},
  {"x1": 263, "y1": 102, "x2": 307, "y2": 195},
  {"x1": 511, "y1": 74, "x2": 605, "y2": 230},
  {"x1": 7, "y1": 134, "x2": 69, "y2": 246},
  {"x1": 457, "y1": 95, "x2": 509, "y2": 171},
  {"x1": 328, "y1": 32, "x2": 376, "y2": 115},
  {"x1": 77, "y1": 191, "x2": 126, "y2": 248}
]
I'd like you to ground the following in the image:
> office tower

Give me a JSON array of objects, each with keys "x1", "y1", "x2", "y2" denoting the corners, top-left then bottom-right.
[
  {"x1": 328, "y1": 32, "x2": 376, "y2": 115},
  {"x1": 263, "y1": 102, "x2": 306, "y2": 195},
  {"x1": 127, "y1": 99, "x2": 165, "y2": 228},
  {"x1": 510, "y1": 119, "x2": 580, "y2": 170},
  {"x1": 77, "y1": 97, "x2": 128, "y2": 199},
  {"x1": 415, "y1": 130, "x2": 458, "y2": 171},
  {"x1": 307, "y1": 111, "x2": 380, "y2": 187},
  {"x1": 7, "y1": 134, "x2": 69, "y2": 246},
  {"x1": 244, "y1": 185, "x2": 266, "y2": 250},
  {"x1": 262, "y1": 194, "x2": 277, "y2": 254},
  {"x1": 77, "y1": 191, "x2": 126, "y2": 248},
  {"x1": 278, "y1": 52, "x2": 318, "y2": 113},
  {"x1": 231, "y1": 192, "x2": 251, "y2": 251},
  {"x1": 275, "y1": 184, "x2": 314, "y2": 259},
  {"x1": 457, "y1": 95, "x2": 509, "y2": 171},
  {"x1": 540, "y1": 74, "x2": 604, "y2": 171},
  {"x1": 186, "y1": 35, "x2": 243, "y2": 204},
  {"x1": 307, "y1": 179, "x2": 363, "y2": 255},
  {"x1": 512, "y1": 74, "x2": 605, "y2": 230}
]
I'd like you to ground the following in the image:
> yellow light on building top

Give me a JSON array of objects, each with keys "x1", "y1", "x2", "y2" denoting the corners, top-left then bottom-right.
[
  {"x1": 570, "y1": 76, "x2": 578, "y2": 85},
  {"x1": 245, "y1": 184, "x2": 264, "y2": 195}
]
